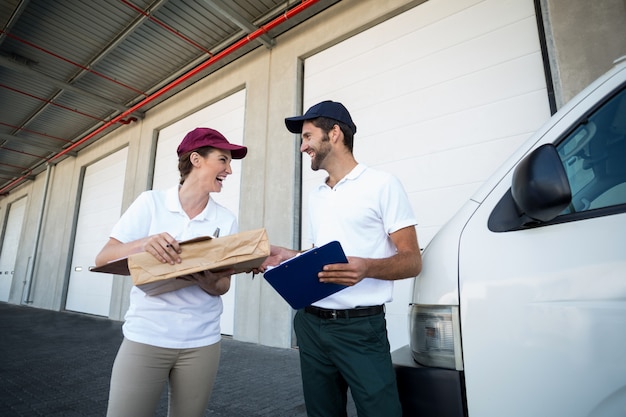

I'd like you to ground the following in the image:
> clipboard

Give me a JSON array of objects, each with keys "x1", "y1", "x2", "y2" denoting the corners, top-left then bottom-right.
[{"x1": 263, "y1": 241, "x2": 348, "y2": 309}]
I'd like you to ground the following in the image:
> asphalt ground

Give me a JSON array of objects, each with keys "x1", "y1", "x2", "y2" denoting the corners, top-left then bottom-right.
[{"x1": 0, "y1": 302, "x2": 357, "y2": 417}]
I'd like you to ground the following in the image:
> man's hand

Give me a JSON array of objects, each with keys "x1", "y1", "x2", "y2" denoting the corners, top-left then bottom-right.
[
  {"x1": 253, "y1": 245, "x2": 299, "y2": 274},
  {"x1": 318, "y1": 256, "x2": 368, "y2": 286}
]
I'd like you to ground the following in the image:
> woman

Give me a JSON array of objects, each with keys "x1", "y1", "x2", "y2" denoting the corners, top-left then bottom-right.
[{"x1": 95, "y1": 127, "x2": 247, "y2": 417}]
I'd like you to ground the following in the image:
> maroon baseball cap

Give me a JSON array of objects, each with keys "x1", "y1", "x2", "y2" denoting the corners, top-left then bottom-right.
[{"x1": 176, "y1": 127, "x2": 247, "y2": 159}]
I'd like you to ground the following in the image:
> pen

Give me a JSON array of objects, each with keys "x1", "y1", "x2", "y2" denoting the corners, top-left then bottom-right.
[{"x1": 213, "y1": 227, "x2": 220, "y2": 238}]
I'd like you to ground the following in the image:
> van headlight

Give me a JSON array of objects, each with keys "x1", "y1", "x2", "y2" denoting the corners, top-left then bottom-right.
[{"x1": 409, "y1": 304, "x2": 463, "y2": 370}]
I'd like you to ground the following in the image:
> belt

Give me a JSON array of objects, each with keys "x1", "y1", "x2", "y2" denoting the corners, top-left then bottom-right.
[{"x1": 304, "y1": 305, "x2": 384, "y2": 320}]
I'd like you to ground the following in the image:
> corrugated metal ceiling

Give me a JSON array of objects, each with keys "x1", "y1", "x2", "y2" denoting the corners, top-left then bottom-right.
[{"x1": 0, "y1": 0, "x2": 338, "y2": 196}]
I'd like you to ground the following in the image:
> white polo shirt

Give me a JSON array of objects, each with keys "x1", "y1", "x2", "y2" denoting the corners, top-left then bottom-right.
[
  {"x1": 110, "y1": 186, "x2": 238, "y2": 349},
  {"x1": 306, "y1": 164, "x2": 417, "y2": 309}
]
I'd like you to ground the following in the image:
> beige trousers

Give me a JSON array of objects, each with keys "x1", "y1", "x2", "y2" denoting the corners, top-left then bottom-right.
[{"x1": 106, "y1": 338, "x2": 221, "y2": 417}]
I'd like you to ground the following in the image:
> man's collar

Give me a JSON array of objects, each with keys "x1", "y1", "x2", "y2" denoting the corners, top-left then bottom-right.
[{"x1": 319, "y1": 163, "x2": 366, "y2": 189}]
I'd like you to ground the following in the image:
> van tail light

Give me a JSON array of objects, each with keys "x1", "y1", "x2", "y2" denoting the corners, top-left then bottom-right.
[{"x1": 409, "y1": 304, "x2": 463, "y2": 370}]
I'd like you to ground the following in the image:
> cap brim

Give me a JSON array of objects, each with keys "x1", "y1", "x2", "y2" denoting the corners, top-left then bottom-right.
[
  {"x1": 285, "y1": 116, "x2": 308, "y2": 134},
  {"x1": 228, "y1": 146, "x2": 247, "y2": 159},
  {"x1": 231, "y1": 149, "x2": 247, "y2": 159},
  {"x1": 212, "y1": 144, "x2": 247, "y2": 159}
]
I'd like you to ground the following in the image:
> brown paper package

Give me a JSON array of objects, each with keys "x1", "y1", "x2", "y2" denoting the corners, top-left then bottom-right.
[{"x1": 92, "y1": 228, "x2": 269, "y2": 296}]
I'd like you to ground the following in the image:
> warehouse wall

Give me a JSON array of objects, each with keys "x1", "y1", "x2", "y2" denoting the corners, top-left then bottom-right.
[{"x1": 1, "y1": 0, "x2": 625, "y2": 349}]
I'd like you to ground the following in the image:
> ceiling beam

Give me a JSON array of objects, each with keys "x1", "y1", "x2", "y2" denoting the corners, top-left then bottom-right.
[
  {"x1": 0, "y1": 0, "x2": 30, "y2": 45},
  {"x1": 201, "y1": 0, "x2": 276, "y2": 48}
]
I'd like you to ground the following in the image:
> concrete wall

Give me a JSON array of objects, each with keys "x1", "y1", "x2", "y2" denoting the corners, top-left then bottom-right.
[
  {"x1": 1, "y1": 0, "x2": 625, "y2": 348},
  {"x1": 541, "y1": 0, "x2": 626, "y2": 107}
]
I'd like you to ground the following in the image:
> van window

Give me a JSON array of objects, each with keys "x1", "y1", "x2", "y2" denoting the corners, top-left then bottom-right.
[{"x1": 558, "y1": 87, "x2": 626, "y2": 214}]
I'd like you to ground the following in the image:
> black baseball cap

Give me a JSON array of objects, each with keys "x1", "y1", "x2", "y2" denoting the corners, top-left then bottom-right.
[{"x1": 285, "y1": 100, "x2": 357, "y2": 134}]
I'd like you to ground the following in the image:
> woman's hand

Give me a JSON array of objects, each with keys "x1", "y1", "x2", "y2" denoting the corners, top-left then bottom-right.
[
  {"x1": 181, "y1": 269, "x2": 234, "y2": 296},
  {"x1": 95, "y1": 232, "x2": 181, "y2": 267},
  {"x1": 141, "y1": 233, "x2": 182, "y2": 265}
]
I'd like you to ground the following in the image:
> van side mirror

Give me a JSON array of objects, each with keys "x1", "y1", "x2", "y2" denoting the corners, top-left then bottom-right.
[
  {"x1": 512, "y1": 144, "x2": 572, "y2": 221},
  {"x1": 488, "y1": 144, "x2": 572, "y2": 232}
]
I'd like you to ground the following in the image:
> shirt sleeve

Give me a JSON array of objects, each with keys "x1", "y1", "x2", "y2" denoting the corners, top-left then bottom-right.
[
  {"x1": 381, "y1": 174, "x2": 418, "y2": 235},
  {"x1": 109, "y1": 191, "x2": 154, "y2": 243}
]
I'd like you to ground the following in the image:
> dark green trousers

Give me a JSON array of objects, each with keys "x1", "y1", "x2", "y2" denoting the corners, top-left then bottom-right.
[{"x1": 294, "y1": 309, "x2": 402, "y2": 417}]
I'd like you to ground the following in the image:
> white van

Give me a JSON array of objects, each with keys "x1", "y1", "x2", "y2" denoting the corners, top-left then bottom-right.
[{"x1": 392, "y1": 56, "x2": 626, "y2": 417}]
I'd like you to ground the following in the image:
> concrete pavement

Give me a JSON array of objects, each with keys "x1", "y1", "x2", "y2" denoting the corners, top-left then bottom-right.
[{"x1": 0, "y1": 303, "x2": 356, "y2": 416}]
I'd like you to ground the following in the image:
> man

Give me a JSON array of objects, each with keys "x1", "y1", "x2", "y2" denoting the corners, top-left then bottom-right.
[{"x1": 262, "y1": 100, "x2": 422, "y2": 417}]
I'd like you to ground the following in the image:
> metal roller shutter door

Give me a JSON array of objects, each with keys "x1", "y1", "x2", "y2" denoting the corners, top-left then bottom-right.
[
  {"x1": 67, "y1": 147, "x2": 129, "y2": 316},
  {"x1": 300, "y1": 0, "x2": 551, "y2": 350}
]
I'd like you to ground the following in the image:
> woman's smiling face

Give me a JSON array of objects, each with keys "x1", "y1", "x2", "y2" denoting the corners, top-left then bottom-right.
[{"x1": 194, "y1": 148, "x2": 233, "y2": 193}]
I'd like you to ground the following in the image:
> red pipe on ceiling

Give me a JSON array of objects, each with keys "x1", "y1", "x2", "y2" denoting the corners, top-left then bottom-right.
[{"x1": 0, "y1": 0, "x2": 321, "y2": 195}]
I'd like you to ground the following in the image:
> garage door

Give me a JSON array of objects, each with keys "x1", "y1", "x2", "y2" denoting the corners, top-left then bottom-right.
[
  {"x1": 154, "y1": 89, "x2": 246, "y2": 336},
  {"x1": 300, "y1": 0, "x2": 551, "y2": 350},
  {"x1": 66, "y1": 147, "x2": 129, "y2": 316},
  {"x1": 0, "y1": 197, "x2": 27, "y2": 302}
]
